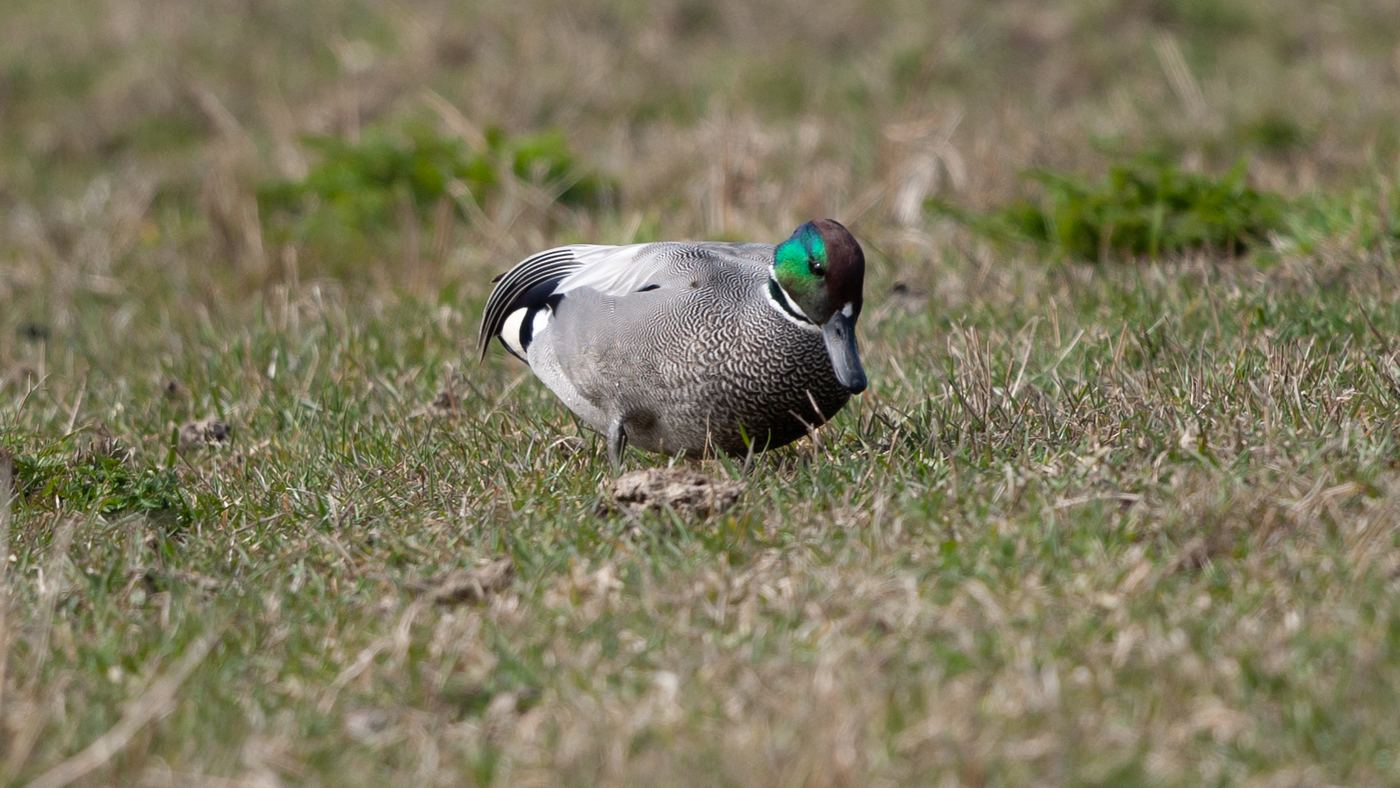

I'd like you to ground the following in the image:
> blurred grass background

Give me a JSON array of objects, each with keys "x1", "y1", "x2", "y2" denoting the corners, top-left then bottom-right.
[{"x1": 2, "y1": 0, "x2": 1400, "y2": 784}]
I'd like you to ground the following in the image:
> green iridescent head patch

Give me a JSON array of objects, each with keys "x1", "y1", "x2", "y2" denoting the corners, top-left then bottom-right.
[{"x1": 773, "y1": 222, "x2": 827, "y2": 297}]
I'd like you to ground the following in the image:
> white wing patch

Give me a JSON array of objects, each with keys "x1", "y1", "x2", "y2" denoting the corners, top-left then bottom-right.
[
  {"x1": 499, "y1": 305, "x2": 556, "y2": 361},
  {"x1": 552, "y1": 244, "x2": 678, "y2": 296},
  {"x1": 501, "y1": 308, "x2": 529, "y2": 358},
  {"x1": 530, "y1": 307, "x2": 551, "y2": 338}
]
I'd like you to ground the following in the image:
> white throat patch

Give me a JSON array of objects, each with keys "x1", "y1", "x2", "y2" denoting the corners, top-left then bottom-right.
[{"x1": 765, "y1": 278, "x2": 822, "y2": 331}]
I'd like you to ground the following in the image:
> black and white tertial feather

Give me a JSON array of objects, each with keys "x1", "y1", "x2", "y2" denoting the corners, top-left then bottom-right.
[{"x1": 477, "y1": 246, "x2": 584, "y2": 361}]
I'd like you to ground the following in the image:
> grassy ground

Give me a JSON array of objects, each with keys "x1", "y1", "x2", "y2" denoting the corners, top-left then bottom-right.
[{"x1": 3, "y1": 0, "x2": 1400, "y2": 784}]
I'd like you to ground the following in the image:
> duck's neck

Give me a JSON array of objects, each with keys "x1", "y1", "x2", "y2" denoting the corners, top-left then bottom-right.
[{"x1": 764, "y1": 274, "x2": 819, "y2": 330}]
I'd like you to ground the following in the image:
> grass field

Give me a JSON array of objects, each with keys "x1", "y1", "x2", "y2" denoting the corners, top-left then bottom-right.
[{"x1": 3, "y1": 0, "x2": 1400, "y2": 784}]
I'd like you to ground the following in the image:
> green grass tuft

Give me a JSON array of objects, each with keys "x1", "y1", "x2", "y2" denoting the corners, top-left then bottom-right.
[
  {"x1": 257, "y1": 124, "x2": 614, "y2": 255},
  {"x1": 3, "y1": 434, "x2": 200, "y2": 526},
  {"x1": 930, "y1": 155, "x2": 1288, "y2": 261}
]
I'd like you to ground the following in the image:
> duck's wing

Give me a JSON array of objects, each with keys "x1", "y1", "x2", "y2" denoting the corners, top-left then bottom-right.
[
  {"x1": 555, "y1": 241, "x2": 774, "y2": 294},
  {"x1": 478, "y1": 244, "x2": 638, "y2": 359},
  {"x1": 479, "y1": 242, "x2": 767, "y2": 359}
]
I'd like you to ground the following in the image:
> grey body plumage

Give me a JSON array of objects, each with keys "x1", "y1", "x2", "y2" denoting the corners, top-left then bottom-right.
[{"x1": 479, "y1": 221, "x2": 867, "y2": 463}]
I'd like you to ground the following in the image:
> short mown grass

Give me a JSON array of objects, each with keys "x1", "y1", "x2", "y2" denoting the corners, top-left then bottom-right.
[{"x1": 2, "y1": 0, "x2": 1400, "y2": 785}]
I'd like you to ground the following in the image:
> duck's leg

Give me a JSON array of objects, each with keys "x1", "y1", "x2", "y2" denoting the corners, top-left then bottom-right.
[{"x1": 606, "y1": 418, "x2": 628, "y2": 470}]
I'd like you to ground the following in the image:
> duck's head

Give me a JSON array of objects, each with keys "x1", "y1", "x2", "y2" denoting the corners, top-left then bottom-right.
[{"x1": 772, "y1": 219, "x2": 868, "y2": 394}]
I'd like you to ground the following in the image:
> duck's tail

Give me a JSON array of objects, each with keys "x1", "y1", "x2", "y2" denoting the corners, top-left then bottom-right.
[{"x1": 477, "y1": 247, "x2": 584, "y2": 361}]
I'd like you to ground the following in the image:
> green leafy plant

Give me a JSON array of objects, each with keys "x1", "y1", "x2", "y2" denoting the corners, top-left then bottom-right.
[
  {"x1": 258, "y1": 125, "x2": 614, "y2": 250},
  {"x1": 4, "y1": 437, "x2": 199, "y2": 525},
  {"x1": 931, "y1": 155, "x2": 1289, "y2": 261}
]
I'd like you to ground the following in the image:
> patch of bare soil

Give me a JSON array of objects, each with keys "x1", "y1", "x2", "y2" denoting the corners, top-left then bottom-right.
[
  {"x1": 429, "y1": 389, "x2": 459, "y2": 416},
  {"x1": 133, "y1": 567, "x2": 224, "y2": 596},
  {"x1": 179, "y1": 418, "x2": 230, "y2": 449},
  {"x1": 411, "y1": 558, "x2": 515, "y2": 605},
  {"x1": 610, "y1": 468, "x2": 743, "y2": 517},
  {"x1": 162, "y1": 379, "x2": 187, "y2": 400}
]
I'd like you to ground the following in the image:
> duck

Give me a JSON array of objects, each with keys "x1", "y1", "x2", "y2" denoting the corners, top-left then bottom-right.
[{"x1": 478, "y1": 219, "x2": 868, "y2": 465}]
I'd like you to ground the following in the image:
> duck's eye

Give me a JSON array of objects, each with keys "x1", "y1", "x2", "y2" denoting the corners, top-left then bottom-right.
[{"x1": 809, "y1": 258, "x2": 826, "y2": 276}]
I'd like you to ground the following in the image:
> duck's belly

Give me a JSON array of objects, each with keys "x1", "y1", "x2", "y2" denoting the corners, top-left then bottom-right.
[
  {"x1": 623, "y1": 336, "x2": 852, "y2": 456},
  {"x1": 630, "y1": 395, "x2": 850, "y2": 456}
]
